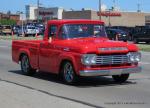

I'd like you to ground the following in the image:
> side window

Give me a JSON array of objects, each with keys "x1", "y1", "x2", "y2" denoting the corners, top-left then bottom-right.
[
  {"x1": 59, "y1": 26, "x2": 67, "y2": 39},
  {"x1": 49, "y1": 25, "x2": 57, "y2": 38}
]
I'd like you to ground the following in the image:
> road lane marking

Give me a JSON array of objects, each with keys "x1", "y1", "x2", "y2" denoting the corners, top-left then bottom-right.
[{"x1": 0, "y1": 45, "x2": 11, "y2": 48}]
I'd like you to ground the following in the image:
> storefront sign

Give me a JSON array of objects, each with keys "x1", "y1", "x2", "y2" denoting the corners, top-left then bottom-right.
[
  {"x1": 39, "y1": 11, "x2": 54, "y2": 16},
  {"x1": 97, "y1": 11, "x2": 122, "y2": 17}
]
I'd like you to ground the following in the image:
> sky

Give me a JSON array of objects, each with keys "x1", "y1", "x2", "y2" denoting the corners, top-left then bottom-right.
[{"x1": 0, "y1": 0, "x2": 150, "y2": 14}]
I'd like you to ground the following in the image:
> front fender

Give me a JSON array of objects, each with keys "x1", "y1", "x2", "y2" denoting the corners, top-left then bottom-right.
[{"x1": 57, "y1": 53, "x2": 82, "y2": 75}]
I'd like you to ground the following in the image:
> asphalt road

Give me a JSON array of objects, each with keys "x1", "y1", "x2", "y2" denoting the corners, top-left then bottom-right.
[{"x1": 0, "y1": 40, "x2": 150, "y2": 108}]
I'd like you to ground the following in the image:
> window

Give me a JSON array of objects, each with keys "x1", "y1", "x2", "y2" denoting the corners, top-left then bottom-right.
[{"x1": 49, "y1": 25, "x2": 57, "y2": 37}]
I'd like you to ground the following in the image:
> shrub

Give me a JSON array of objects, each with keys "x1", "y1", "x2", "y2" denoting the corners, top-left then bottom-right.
[{"x1": 0, "y1": 19, "x2": 16, "y2": 25}]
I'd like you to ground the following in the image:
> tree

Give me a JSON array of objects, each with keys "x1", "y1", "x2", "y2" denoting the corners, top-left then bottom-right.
[{"x1": 0, "y1": 19, "x2": 16, "y2": 25}]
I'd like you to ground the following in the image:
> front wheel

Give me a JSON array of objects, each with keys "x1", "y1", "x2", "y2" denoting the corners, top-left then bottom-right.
[
  {"x1": 112, "y1": 74, "x2": 130, "y2": 83},
  {"x1": 61, "y1": 61, "x2": 77, "y2": 85},
  {"x1": 20, "y1": 55, "x2": 36, "y2": 76}
]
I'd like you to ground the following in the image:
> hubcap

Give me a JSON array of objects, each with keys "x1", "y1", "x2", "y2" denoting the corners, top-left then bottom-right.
[
  {"x1": 64, "y1": 63, "x2": 74, "y2": 83},
  {"x1": 21, "y1": 56, "x2": 29, "y2": 73}
]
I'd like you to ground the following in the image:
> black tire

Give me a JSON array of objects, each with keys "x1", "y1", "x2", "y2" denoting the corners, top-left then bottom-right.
[
  {"x1": 112, "y1": 74, "x2": 130, "y2": 83},
  {"x1": 20, "y1": 55, "x2": 36, "y2": 76},
  {"x1": 123, "y1": 39, "x2": 127, "y2": 42},
  {"x1": 25, "y1": 34, "x2": 28, "y2": 37},
  {"x1": 61, "y1": 61, "x2": 77, "y2": 85}
]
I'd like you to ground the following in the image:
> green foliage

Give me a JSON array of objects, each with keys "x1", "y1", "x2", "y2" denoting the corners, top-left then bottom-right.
[
  {"x1": 138, "y1": 44, "x2": 150, "y2": 52},
  {"x1": 0, "y1": 19, "x2": 16, "y2": 25}
]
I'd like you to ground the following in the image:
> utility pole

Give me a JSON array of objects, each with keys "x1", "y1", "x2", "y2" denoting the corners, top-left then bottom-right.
[
  {"x1": 137, "y1": 3, "x2": 141, "y2": 12},
  {"x1": 99, "y1": 0, "x2": 102, "y2": 20},
  {"x1": 37, "y1": 0, "x2": 40, "y2": 22},
  {"x1": 113, "y1": 0, "x2": 116, "y2": 8}
]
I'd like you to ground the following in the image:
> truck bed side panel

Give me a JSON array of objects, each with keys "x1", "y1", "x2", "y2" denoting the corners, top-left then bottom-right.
[{"x1": 12, "y1": 40, "x2": 41, "y2": 69}]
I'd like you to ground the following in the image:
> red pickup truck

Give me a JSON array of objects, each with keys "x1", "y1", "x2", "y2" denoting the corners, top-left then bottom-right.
[{"x1": 12, "y1": 20, "x2": 141, "y2": 84}]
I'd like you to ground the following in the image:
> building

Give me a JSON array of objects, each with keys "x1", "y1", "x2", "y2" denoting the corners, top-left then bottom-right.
[
  {"x1": 35, "y1": 7, "x2": 64, "y2": 21},
  {"x1": 26, "y1": 5, "x2": 64, "y2": 22},
  {"x1": 25, "y1": 5, "x2": 150, "y2": 27},
  {"x1": 63, "y1": 10, "x2": 150, "y2": 27},
  {"x1": 0, "y1": 12, "x2": 20, "y2": 24},
  {"x1": 26, "y1": 5, "x2": 38, "y2": 20}
]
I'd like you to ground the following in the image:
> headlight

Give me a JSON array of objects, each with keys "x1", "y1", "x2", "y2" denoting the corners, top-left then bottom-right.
[
  {"x1": 127, "y1": 52, "x2": 141, "y2": 63},
  {"x1": 81, "y1": 54, "x2": 97, "y2": 65},
  {"x1": 134, "y1": 53, "x2": 141, "y2": 62}
]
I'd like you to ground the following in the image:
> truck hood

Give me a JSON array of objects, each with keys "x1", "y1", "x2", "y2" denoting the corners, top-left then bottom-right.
[{"x1": 55, "y1": 37, "x2": 139, "y2": 54}]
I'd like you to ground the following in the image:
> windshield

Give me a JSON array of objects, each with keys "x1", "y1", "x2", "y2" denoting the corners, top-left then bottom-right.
[{"x1": 60, "y1": 24, "x2": 107, "y2": 39}]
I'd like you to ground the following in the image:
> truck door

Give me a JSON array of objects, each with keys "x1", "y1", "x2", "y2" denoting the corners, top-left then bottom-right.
[{"x1": 39, "y1": 25, "x2": 58, "y2": 73}]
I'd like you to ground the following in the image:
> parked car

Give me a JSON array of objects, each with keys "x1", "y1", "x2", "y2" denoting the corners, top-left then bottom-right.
[
  {"x1": 12, "y1": 25, "x2": 20, "y2": 34},
  {"x1": 17, "y1": 25, "x2": 39, "y2": 37},
  {"x1": 36, "y1": 24, "x2": 45, "y2": 35},
  {"x1": 12, "y1": 20, "x2": 141, "y2": 85},
  {"x1": 1, "y1": 25, "x2": 12, "y2": 35},
  {"x1": 107, "y1": 26, "x2": 135, "y2": 41},
  {"x1": 133, "y1": 29, "x2": 150, "y2": 44},
  {"x1": 0, "y1": 25, "x2": 2, "y2": 35},
  {"x1": 106, "y1": 29, "x2": 128, "y2": 42},
  {"x1": 17, "y1": 26, "x2": 24, "y2": 36}
]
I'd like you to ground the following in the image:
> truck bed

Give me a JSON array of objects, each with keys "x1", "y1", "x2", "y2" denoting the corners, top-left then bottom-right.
[{"x1": 12, "y1": 40, "x2": 43, "y2": 69}]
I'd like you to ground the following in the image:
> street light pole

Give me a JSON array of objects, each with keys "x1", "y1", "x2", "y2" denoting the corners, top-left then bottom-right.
[
  {"x1": 99, "y1": 0, "x2": 102, "y2": 20},
  {"x1": 17, "y1": 11, "x2": 24, "y2": 36},
  {"x1": 109, "y1": 10, "x2": 111, "y2": 27},
  {"x1": 108, "y1": 9, "x2": 112, "y2": 27},
  {"x1": 20, "y1": 12, "x2": 24, "y2": 37}
]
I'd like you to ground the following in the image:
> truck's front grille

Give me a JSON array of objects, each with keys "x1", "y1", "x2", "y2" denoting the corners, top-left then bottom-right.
[{"x1": 96, "y1": 54, "x2": 128, "y2": 65}]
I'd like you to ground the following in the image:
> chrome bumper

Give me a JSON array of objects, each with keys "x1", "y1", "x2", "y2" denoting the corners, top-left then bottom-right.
[{"x1": 79, "y1": 66, "x2": 142, "y2": 77}]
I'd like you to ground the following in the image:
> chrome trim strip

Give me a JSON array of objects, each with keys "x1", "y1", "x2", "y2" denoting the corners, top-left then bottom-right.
[
  {"x1": 79, "y1": 66, "x2": 142, "y2": 76},
  {"x1": 99, "y1": 47, "x2": 128, "y2": 51}
]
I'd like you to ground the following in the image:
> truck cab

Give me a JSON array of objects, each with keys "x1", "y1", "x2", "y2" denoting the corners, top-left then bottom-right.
[{"x1": 12, "y1": 20, "x2": 142, "y2": 84}]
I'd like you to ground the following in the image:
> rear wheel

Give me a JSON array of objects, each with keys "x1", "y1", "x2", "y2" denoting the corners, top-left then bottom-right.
[
  {"x1": 112, "y1": 74, "x2": 130, "y2": 83},
  {"x1": 20, "y1": 55, "x2": 36, "y2": 76},
  {"x1": 61, "y1": 61, "x2": 77, "y2": 85}
]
